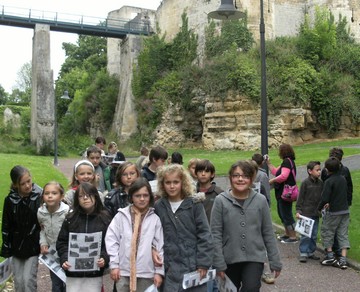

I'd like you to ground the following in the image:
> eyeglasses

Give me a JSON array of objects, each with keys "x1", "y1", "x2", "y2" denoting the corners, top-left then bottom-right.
[
  {"x1": 78, "y1": 193, "x2": 91, "y2": 199},
  {"x1": 133, "y1": 194, "x2": 150, "y2": 199},
  {"x1": 231, "y1": 174, "x2": 251, "y2": 180},
  {"x1": 122, "y1": 172, "x2": 137, "y2": 177}
]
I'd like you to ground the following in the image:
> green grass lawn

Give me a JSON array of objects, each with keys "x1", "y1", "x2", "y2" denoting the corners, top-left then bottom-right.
[{"x1": 1, "y1": 137, "x2": 360, "y2": 263}]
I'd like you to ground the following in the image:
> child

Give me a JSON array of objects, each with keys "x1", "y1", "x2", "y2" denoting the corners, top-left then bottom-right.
[
  {"x1": 64, "y1": 160, "x2": 105, "y2": 206},
  {"x1": 141, "y1": 145, "x2": 168, "y2": 181},
  {"x1": 295, "y1": 161, "x2": 323, "y2": 263},
  {"x1": 135, "y1": 146, "x2": 149, "y2": 170},
  {"x1": 104, "y1": 162, "x2": 140, "y2": 218},
  {"x1": 154, "y1": 164, "x2": 213, "y2": 291},
  {"x1": 37, "y1": 181, "x2": 70, "y2": 292},
  {"x1": 0, "y1": 165, "x2": 42, "y2": 291},
  {"x1": 251, "y1": 153, "x2": 271, "y2": 206},
  {"x1": 56, "y1": 182, "x2": 112, "y2": 291},
  {"x1": 211, "y1": 161, "x2": 282, "y2": 291},
  {"x1": 106, "y1": 141, "x2": 126, "y2": 163},
  {"x1": 188, "y1": 158, "x2": 200, "y2": 181},
  {"x1": 87, "y1": 145, "x2": 112, "y2": 193},
  {"x1": 195, "y1": 159, "x2": 223, "y2": 223},
  {"x1": 169, "y1": 151, "x2": 184, "y2": 165},
  {"x1": 106, "y1": 177, "x2": 164, "y2": 291},
  {"x1": 318, "y1": 157, "x2": 350, "y2": 269}
]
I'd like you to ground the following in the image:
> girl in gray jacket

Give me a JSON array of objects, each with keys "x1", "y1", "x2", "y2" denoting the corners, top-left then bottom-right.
[
  {"x1": 154, "y1": 164, "x2": 213, "y2": 292},
  {"x1": 211, "y1": 160, "x2": 282, "y2": 291}
]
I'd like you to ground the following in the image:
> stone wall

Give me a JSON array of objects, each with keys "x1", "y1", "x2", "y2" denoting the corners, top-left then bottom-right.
[{"x1": 153, "y1": 93, "x2": 359, "y2": 150}]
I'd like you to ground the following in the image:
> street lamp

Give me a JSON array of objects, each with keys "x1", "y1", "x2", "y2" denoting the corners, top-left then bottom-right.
[
  {"x1": 54, "y1": 90, "x2": 70, "y2": 166},
  {"x1": 209, "y1": 0, "x2": 269, "y2": 160}
]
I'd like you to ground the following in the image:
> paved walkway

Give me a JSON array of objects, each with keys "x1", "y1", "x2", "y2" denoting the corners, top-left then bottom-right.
[{"x1": 41, "y1": 156, "x2": 360, "y2": 292}]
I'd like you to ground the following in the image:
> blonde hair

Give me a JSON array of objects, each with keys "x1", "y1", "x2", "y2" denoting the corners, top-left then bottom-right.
[
  {"x1": 157, "y1": 164, "x2": 195, "y2": 199},
  {"x1": 187, "y1": 158, "x2": 201, "y2": 169}
]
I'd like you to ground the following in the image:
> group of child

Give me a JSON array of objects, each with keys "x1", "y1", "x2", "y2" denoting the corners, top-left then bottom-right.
[
  {"x1": 0, "y1": 144, "x2": 352, "y2": 292},
  {"x1": 296, "y1": 148, "x2": 352, "y2": 269}
]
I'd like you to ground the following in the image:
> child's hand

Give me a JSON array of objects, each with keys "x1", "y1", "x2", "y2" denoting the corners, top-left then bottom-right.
[
  {"x1": 295, "y1": 212, "x2": 301, "y2": 219},
  {"x1": 40, "y1": 245, "x2": 49, "y2": 254},
  {"x1": 216, "y1": 271, "x2": 225, "y2": 280},
  {"x1": 197, "y1": 268, "x2": 207, "y2": 280},
  {"x1": 272, "y1": 269, "x2": 281, "y2": 278},
  {"x1": 152, "y1": 248, "x2": 163, "y2": 267},
  {"x1": 154, "y1": 273, "x2": 163, "y2": 287},
  {"x1": 110, "y1": 268, "x2": 120, "y2": 282},
  {"x1": 62, "y1": 261, "x2": 71, "y2": 270},
  {"x1": 97, "y1": 257, "x2": 105, "y2": 268}
]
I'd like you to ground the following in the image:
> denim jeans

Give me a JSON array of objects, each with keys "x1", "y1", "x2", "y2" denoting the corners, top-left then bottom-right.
[
  {"x1": 207, "y1": 279, "x2": 218, "y2": 292},
  {"x1": 299, "y1": 217, "x2": 319, "y2": 256}
]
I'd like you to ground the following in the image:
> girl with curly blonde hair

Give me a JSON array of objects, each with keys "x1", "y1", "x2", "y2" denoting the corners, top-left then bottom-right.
[{"x1": 154, "y1": 164, "x2": 213, "y2": 291}]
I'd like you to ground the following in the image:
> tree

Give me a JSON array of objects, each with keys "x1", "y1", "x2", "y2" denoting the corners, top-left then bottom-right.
[{"x1": 0, "y1": 84, "x2": 8, "y2": 105}]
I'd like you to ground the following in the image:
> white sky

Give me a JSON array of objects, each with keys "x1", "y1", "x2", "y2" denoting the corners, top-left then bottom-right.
[{"x1": 0, "y1": 0, "x2": 161, "y2": 92}]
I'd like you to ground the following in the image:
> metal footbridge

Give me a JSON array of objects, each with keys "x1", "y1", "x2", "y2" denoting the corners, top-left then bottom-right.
[{"x1": 0, "y1": 5, "x2": 153, "y2": 38}]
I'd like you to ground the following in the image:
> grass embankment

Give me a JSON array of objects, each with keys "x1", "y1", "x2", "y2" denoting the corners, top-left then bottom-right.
[{"x1": 0, "y1": 138, "x2": 360, "y2": 263}]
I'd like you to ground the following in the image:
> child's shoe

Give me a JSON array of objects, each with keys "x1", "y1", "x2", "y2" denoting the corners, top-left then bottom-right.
[
  {"x1": 334, "y1": 256, "x2": 348, "y2": 270},
  {"x1": 321, "y1": 252, "x2": 336, "y2": 266}
]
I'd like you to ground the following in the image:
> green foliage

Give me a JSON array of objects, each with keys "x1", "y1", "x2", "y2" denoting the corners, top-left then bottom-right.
[
  {"x1": 56, "y1": 35, "x2": 118, "y2": 136},
  {"x1": 168, "y1": 13, "x2": 198, "y2": 69},
  {"x1": 205, "y1": 15, "x2": 254, "y2": 58},
  {"x1": 201, "y1": 46, "x2": 260, "y2": 101},
  {"x1": 132, "y1": 12, "x2": 199, "y2": 143},
  {"x1": 0, "y1": 84, "x2": 8, "y2": 105},
  {"x1": 297, "y1": 7, "x2": 337, "y2": 65}
]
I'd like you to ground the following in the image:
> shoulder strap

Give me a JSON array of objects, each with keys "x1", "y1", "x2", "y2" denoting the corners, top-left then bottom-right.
[{"x1": 287, "y1": 158, "x2": 296, "y2": 179}]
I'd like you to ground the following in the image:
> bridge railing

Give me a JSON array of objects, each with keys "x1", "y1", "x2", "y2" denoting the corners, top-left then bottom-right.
[{"x1": 0, "y1": 5, "x2": 151, "y2": 34}]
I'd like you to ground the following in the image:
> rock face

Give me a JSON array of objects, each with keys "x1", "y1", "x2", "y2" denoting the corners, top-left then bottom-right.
[
  {"x1": 153, "y1": 93, "x2": 359, "y2": 150},
  {"x1": 3, "y1": 108, "x2": 21, "y2": 128},
  {"x1": 109, "y1": 0, "x2": 360, "y2": 149}
]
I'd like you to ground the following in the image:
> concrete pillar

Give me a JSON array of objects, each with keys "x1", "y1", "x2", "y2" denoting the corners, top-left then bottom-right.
[{"x1": 31, "y1": 24, "x2": 55, "y2": 154}]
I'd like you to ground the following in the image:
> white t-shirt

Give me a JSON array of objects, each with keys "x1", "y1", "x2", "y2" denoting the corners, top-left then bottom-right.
[{"x1": 169, "y1": 200, "x2": 183, "y2": 213}]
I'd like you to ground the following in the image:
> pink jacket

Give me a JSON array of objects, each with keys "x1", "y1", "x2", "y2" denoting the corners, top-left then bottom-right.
[{"x1": 105, "y1": 206, "x2": 164, "y2": 277}]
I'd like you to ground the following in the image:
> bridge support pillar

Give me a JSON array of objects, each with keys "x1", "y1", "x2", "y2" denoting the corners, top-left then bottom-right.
[{"x1": 30, "y1": 24, "x2": 55, "y2": 154}]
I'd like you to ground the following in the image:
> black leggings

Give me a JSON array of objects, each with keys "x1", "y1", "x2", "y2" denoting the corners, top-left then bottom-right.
[{"x1": 226, "y1": 262, "x2": 264, "y2": 292}]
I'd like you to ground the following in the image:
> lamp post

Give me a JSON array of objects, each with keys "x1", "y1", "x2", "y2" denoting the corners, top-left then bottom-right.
[
  {"x1": 209, "y1": 0, "x2": 269, "y2": 159},
  {"x1": 54, "y1": 90, "x2": 70, "y2": 166}
]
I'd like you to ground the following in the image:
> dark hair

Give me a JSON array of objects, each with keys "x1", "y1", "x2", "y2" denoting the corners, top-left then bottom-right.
[
  {"x1": 325, "y1": 157, "x2": 340, "y2": 173},
  {"x1": 171, "y1": 152, "x2": 183, "y2": 165},
  {"x1": 87, "y1": 145, "x2": 102, "y2": 157},
  {"x1": 149, "y1": 145, "x2": 168, "y2": 162},
  {"x1": 228, "y1": 160, "x2": 256, "y2": 184},
  {"x1": 128, "y1": 177, "x2": 155, "y2": 206},
  {"x1": 114, "y1": 162, "x2": 140, "y2": 188},
  {"x1": 251, "y1": 153, "x2": 264, "y2": 166},
  {"x1": 10, "y1": 165, "x2": 31, "y2": 189},
  {"x1": 73, "y1": 182, "x2": 103, "y2": 214},
  {"x1": 278, "y1": 144, "x2": 295, "y2": 160},
  {"x1": 95, "y1": 136, "x2": 106, "y2": 145},
  {"x1": 307, "y1": 161, "x2": 321, "y2": 171},
  {"x1": 329, "y1": 147, "x2": 344, "y2": 161},
  {"x1": 140, "y1": 146, "x2": 149, "y2": 156},
  {"x1": 195, "y1": 159, "x2": 216, "y2": 175}
]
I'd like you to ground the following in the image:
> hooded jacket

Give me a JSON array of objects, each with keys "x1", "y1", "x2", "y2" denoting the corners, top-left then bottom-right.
[
  {"x1": 0, "y1": 184, "x2": 42, "y2": 258},
  {"x1": 105, "y1": 206, "x2": 164, "y2": 277},
  {"x1": 37, "y1": 201, "x2": 70, "y2": 247},
  {"x1": 56, "y1": 208, "x2": 111, "y2": 278},
  {"x1": 154, "y1": 197, "x2": 213, "y2": 291}
]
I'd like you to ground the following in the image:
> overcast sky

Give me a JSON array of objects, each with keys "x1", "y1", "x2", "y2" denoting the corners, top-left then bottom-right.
[{"x1": 0, "y1": 0, "x2": 161, "y2": 92}]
